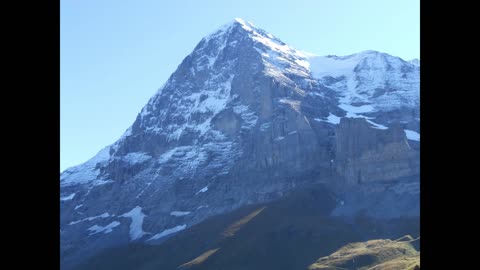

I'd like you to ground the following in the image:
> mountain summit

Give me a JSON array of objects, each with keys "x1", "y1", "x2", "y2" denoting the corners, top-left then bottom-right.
[{"x1": 60, "y1": 19, "x2": 419, "y2": 269}]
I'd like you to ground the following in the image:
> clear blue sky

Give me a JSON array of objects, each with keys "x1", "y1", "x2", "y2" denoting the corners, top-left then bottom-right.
[{"x1": 60, "y1": 0, "x2": 419, "y2": 172}]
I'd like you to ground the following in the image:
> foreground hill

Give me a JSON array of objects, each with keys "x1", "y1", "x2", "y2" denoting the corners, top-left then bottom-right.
[
  {"x1": 309, "y1": 237, "x2": 419, "y2": 270},
  {"x1": 74, "y1": 184, "x2": 419, "y2": 270}
]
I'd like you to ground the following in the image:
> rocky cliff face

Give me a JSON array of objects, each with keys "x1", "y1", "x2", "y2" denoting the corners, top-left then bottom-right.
[
  {"x1": 60, "y1": 18, "x2": 419, "y2": 269},
  {"x1": 334, "y1": 117, "x2": 419, "y2": 187}
]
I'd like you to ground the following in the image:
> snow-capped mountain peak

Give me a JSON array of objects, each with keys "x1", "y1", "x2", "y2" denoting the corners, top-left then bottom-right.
[
  {"x1": 61, "y1": 19, "x2": 419, "y2": 270},
  {"x1": 199, "y1": 18, "x2": 312, "y2": 81},
  {"x1": 199, "y1": 21, "x2": 419, "y2": 113}
]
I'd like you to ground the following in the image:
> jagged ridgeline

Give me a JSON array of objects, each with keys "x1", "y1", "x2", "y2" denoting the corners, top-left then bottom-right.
[{"x1": 61, "y1": 18, "x2": 419, "y2": 270}]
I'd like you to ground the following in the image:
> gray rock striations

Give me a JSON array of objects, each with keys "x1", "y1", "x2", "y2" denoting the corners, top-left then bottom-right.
[
  {"x1": 60, "y1": 18, "x2": 420, "y2": 269},
  {"x1": 334, "y1": 118, "x2": 419, "y2": 187}
]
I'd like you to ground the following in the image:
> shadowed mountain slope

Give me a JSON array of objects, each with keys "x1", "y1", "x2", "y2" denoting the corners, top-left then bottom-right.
[{"x1": 74, "y1": 184, "x2": 419, "y2": 270}]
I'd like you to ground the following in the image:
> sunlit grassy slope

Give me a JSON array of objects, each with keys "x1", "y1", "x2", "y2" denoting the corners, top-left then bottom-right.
[{"x1": 308, "y1": 237, "x2": 420, "y2": 270}]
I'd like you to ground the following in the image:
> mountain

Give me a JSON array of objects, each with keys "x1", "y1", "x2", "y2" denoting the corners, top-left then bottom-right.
[{"x1": 60, "y1": 18, "x2": 420, "y2": 269}]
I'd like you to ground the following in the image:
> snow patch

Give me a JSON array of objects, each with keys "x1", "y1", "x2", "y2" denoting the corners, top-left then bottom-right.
[
  {"x1": 69, "y1": 213, "x2": 111, "y2": 225},
  {"x1": 295, "y1": 59, "x2": 310, "y2": 70},
  {"x1": 157, "y1": 146, "x2": 209, "y2": 174},
  {"x1": 314, "y1": 113, "x2": 341, "y2": 125},
  {"x1": 337, "y1": 103, "x2": 389, "y2": 129},
  {"x1": 234, "y1": 18, "x2": 255, "y2": 32},
  {"x1": 60, "y1": 193, "x2": 75, "y2": 201},
  {"x1": 309, "y1": 55, "x2": 359, "y2": 79},
  {"x1": 87, "y1": 221, "x2": 120, "y2": 235},
  {"x1": 196, "y1": 186, "x2": 209, "y2": 195},
  {"x1": 121, "y1": 152, "x2": 152, "y2": 164},
  {"x1": 366, "y1": 119, "x2": 388, "y2": 130},
  {"x1": 404, "y1": 130, "x2": 420, "y2": 141},
  {"x1": 260, "y1": 122, "x2": 271, "y2": 131},
  {"x1": 339, "y1": 104, "x2": 374, "y2": 114},
  {"x1": 170, "y1": 211, "x2": 191, "y2": 217},
  {"x1": 279, "y1": 98, "x2": 301, "y2": 112},
  {"x1": 148, "y1": 224, "x2": 187, "y2": 241},
  {"x1": 74, "y1": 204, "x2": 83, "y2": 210},
  {"x1": 326, "y1": 114, "x2": 341, "y2": 124},
  {"x1": 155, "y1": 74, "x2": 235, "y2": 141},
  {"x1": 315, "y1": 110, "x2": 388, "y2": 130},
  {"x1": 120, "y1": 206, "x2": 147, "y2": 241}
]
